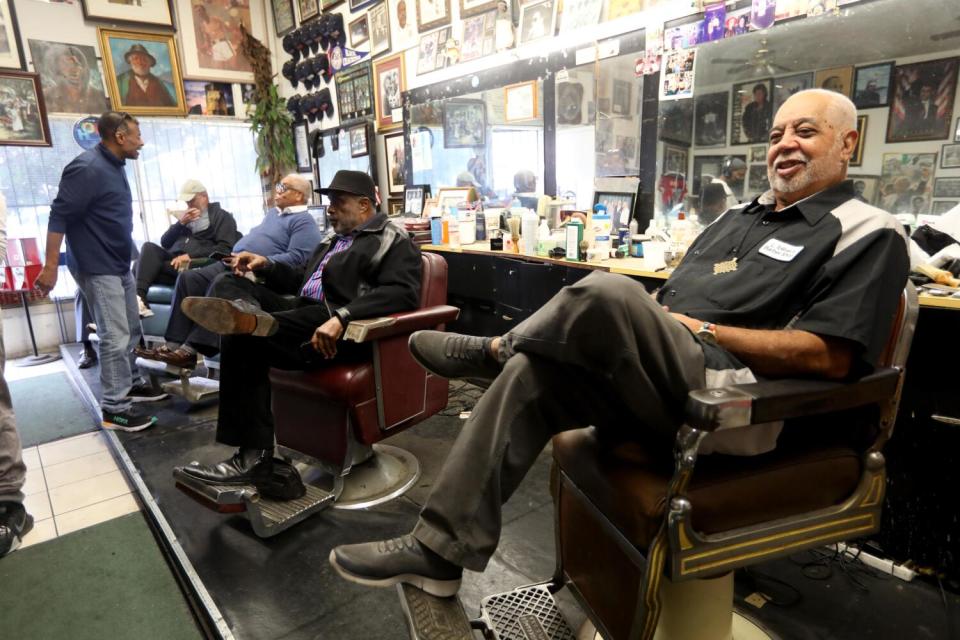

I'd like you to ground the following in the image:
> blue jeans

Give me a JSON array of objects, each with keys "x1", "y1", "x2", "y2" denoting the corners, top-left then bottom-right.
[
  {"x1": 71, "y1": 269, "x2": 145, "y2": 413},
  {"x1": 0, "y1": 322, "x2": 24, "y2": 503}
]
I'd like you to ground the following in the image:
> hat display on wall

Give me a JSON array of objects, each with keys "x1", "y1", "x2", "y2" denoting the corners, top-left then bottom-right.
[
  {"x1": 286, "y1": 94, "x2": 303, "y2": 121},
  {"x1": 282, "y1": 33, "x2": 299, "y2": 62},
  {"x1": 311, "y1": 56, "x2": 331, "y2": 85},
  {"x1": 317, "y1": 88, "x2": 335, "y2": 120},
  {"x1": 282, "y1": 60, "x2": 297, "y2": 86}
]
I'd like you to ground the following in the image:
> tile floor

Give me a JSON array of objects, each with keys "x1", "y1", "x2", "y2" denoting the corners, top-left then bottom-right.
[{"x1": 11, "y1": 356, "x2": 141, "y2": 549}]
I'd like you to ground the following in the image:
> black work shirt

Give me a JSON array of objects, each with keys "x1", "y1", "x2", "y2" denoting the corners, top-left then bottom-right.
[{"x1": 657, "y1": 180, "x2": 909, "y2": 370}]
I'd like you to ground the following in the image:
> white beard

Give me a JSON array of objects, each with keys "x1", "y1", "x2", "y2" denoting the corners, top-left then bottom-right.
[{"x1": 767, "y1": 136, "x2": 844, "y2": 195}]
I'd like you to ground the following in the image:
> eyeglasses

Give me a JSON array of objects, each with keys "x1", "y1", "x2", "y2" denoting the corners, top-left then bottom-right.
[{"x1": 275, "y1": 183, "x2": 290, "y2": 194}]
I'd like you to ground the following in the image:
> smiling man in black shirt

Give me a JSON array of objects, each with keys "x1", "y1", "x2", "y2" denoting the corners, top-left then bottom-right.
[{"x1": 329, "y1": 89, "x2": 910, "y2": 598}]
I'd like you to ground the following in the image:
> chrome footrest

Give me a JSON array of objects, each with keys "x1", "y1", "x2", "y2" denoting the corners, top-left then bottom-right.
[
  {"x1": 479, "y1": 584, "x2": 575, "y2": 640},
  {"x1": 397, "y1": 584, "x2": 475, "y2": 640}
]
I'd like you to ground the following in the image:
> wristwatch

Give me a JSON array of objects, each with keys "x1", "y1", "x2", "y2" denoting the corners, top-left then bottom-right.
[{"x1": 696, "y1": 322, "x2": 718, "y2": 345}]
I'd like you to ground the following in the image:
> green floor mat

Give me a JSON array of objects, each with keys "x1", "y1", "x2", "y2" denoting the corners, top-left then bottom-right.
[
  {"x1": 10, "y1": 372, "x2": 96, "y2": 447},
  {"x1": 0, "y1": 512, "x2": 202, "y2": 640}
]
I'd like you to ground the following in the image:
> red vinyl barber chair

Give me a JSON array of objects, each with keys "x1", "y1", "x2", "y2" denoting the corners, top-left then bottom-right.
[{"x1": 175, "y1": 252, "x2": 459, "y2": 537}]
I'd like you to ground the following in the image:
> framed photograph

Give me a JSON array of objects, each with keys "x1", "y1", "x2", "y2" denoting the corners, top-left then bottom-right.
[
  {"x1": 0, "y1": 71, "x2": 51, "y2": 146},
  {"x1": 443, "y1": 99, "x2": 485, "y2": 148},
  {"x1": 850, "y1": 115, "x2": 867, "y2": 167},
  {"x1": 504, "y1": 80, "x2": 538, "y2": 122},
  {"x1": 662, "y1": 144, "x2": 688, "y2": 178},
  {"x1": 349, "y1": 15, "x2": 370, "y2": 48},
  {"x1": 28, "y1": 40, "x2": 109, "y2": 114},
  {"x1": 731, "y1": 79, "x2": 772, "y2": 144},
  {"x1": 390, "y1": 0, "x2": 419, "y2": 51},
  {"x1": 293, "y1": 121, "x2": 311, "y2": 172},
  {"x1": 298, "y1": 0, "x2": 320, "y2": 23},
  {"x1": 460, "y1": 0, "x2": 496, "y2": 18},
  {"x1": 658, "y1": 98, "x2": 694, "y2": 146},
  {"x1": 814, "y1": 66, "x2": 853, "y2": 98},
  {"x1": 437, "y1": 186, "x2": 475, "y2": 209},
  {"x1": 848, "y1": 175, "x2": 880, "y2": 206},
  {"x1": 337, "y1": 62, "x2": 374, "y2": 121},
  {"x1": 556, "y1": 81, "x2": 585, "y2": 125},
  {"x1": 887, "y1": 57, "x2": 959, "y2": 143},
  {"x1": 692, "y1": 155, "x2": 745, "y2": 200},
  {"x1": 416, "y1": 29, "x2": 441, "y2": 75},
  {"x1": 416, "y1": 0, "x2": 450, "y2": 33},
  {"x1": 373, "y1": 52, "x2": 405, "y2": 131},
  {"x1": 460, "y1": 10, "x2": 496, "y2": 63},
  {"x1": 272, "y1": 0, "x2": 296, "y2": 37},
  {"x1": 773, "y1": 72, "x2": 813, "y2": 113},
  {"x1": 747, "y1": 164, "x2": 770, "y2": 194},
  {"x1": 368, "y1": 3, "x2": 392, "y2": 57},
  {"x1": 308, "y1": 204, "x2": 327, "y2": 231},
  {"x1": 349, "y1": 124, "x2": 368, "y2": 157},
  {"x1": 933, "y1": 178, "x2": 960, "y2": 199},
  {"x1": 177, "y1": 0, "x2": 267, "y2": 83},
  {"x1": 388, "y1": 198, "x2": 404, "y2": 216},
  {"x1": 852, "y1": 62, "x2": 893, "y2": 108},
  {"x1": 559, "y1": 0, "x2": 603, "y2": 35},
  {"x1": 0, "y1": 0, "x2": 26, "y2": 70},
  {"x1": 80, "y1": 0, "x2": 173, "y2": 29},
  {"x1": 879, "y1": 152, "x2": 936, "y2": 215},
  {"x1": 749, "y1": 145, "x2": 766, "y2": 163},
  {"x1": 517, "y1": 0, "x2": 557, "y2": 46},
  {"x1": 98, "y1": 28, "x2": 186, "y2": 116},
  {"x1": 593, "y1": 191, "x2": 635, "y2": 233},
  {"x1": 184, "y1": 80, "x2": 234, "y2": 115},
  {"x1": 238, "y1": 82, "x2": 256, "y2": 116},
  {"x1": 694, "y1": 91, "x2": 728, "y2": 147},
  {"x1": 384, "y1": 130, "x2": 406, "y2": 194},
  {"x1": 942, "y1": 144, "x2": 960, "y2": 169},
  {"x1": 612, "y1": 79, "x2": 631, "y2": 115},
  {"x1": 932, "y1": 200, "x2": 957, "y2": 215},
  {"x1": 404, "y1": 185, "x2": 426, "y2": 217}
]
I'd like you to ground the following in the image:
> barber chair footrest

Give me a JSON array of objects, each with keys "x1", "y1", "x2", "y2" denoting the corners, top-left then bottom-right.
[
  {"x1": 478, "y1": 584, "x2": 576, "y2": 640},
  {"x1": 397, "y1": 584, "x2": 475, "y2": 640},
  {"x1": 160, "y1": 376, "x2": 219, "y2": 404}
]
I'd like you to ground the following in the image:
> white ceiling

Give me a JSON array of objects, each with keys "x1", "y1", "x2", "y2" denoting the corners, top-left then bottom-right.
[{"x1": 695, "y1": 0, "x2": 960, "y2": 86}]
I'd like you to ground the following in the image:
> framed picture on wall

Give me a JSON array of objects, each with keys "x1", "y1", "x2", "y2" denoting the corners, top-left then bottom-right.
[
  {"x1": 887, "y1": 57, "x2": 959, "y2": 143},
  {"x1": 662, "y1": 144, "x2": 688, "y2": 177},
  {"x1": 298, "y1": 0, "x2": 320, "y2": 23},
  {"x1": 852, "y1": 61, "x2": 893, "y2": 108},
  {"x1": 337, "y1": 62, "x2": 374, "y2": 121},
  {"x1": 373, "y1": 52, "x2": 405, "y2": 130},
  {"x1": 404, "y1": 185, "x2": 427, "y2": 217},
  {"x1": 880, "y1": 152, "x2": 936, "y2": 215},
  {"x1": 731, "y1": 79, "x2": 772, "y2": 144},
  {"x1": 942, "y1": 143, "x2": 960, "y2": 169},
  {"x1": 460, "y1": 10, "x2": 496, "y2": 63},
  {"x1": 384, "y1": 130, "x2": 406, "y2": 194},
  {"x1": 184, "y1": 80, "x2": 235, "y2": 115},
  {"x1": 176, "y1": 0, "x2": 268, "y2": 83},
  {"x1": 659, "y1": 98, "x2": 694, "y2": 146},
  {"x1": 932, "y1": 200, "x2": 957, "y2": 215},
  {"x1": 416, "y1": 0, "x2": 451, "y2": 32},
  {"x1": 98, "y1": 28, "x2": 186, "y2": 116},
  {"x1": 416, "y1": 29, "x2": 441, "y2": 75},
  {"x1": 460, "y1": 0, "x2": 497, "y2": 18},
  {"x1": 848, "y1": 175, "x2": 880, "y2": 206},
  {"x1": 814, "y1": 66, "x2": 853, "y2": 98},
  {"x1": 0, "y1": 71, "x2": 51, "y2": 146},
  {"x1": 850, "y1": 115, "x2": 867, "y2": 167},
  {"x1": 272, "y1": 0, "x2": 296, "y2": 37},
  {"x1": 293, "y1": 121, "x2": 311, "y2": 173},
  {"x1": 504, "y1": 80, "x2": 538, "y2": 122},
  {"x1": 28, "y1": 40, "x2": 109, "y2": 114},
  {"x1": 933, "y1": 178, "x2": 960, "y2": 199},
  {"x1": 517, "y1": 0, "x2": 557, "y2": 46},
  {"x1": 388, "y1": 198, "x2": 404, "y2": 216},
  {"x1": 747, "y1": 164, "x2": 770, "y2": 194},
  {"x1": 349, "y1": 15, "x2": 370, "y2": 48},
  {"x1": 80, "y1": 0, "x2": 174, "y2": 29},
  {"x1": 349, "y1": 124, "x2": 368, "y2": 157},
  {"x1": 749, "y1": 146, "x2": 766, "y2": 163},
  {"x1": 0, "y1": 0, "x2": 26, "y2": 70},
  {"x1": 693, "y1": 91, "x2": 727, "y2": 147},
  {"x1": 368, "y1": 3, "x2": 392, "y2": 57},
  {"x1": 443, "y1": 99, "x2": 486, "y2": 147},
  {"x1": 593, "y1": 191, "x2": 635, "y2": 233},
  {"x1": 772, "y1": 72, "x2": 813, "y2": 113}
]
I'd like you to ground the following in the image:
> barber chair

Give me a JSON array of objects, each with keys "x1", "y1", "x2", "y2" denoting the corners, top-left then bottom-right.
[
  {"x1": 174, "y1": 252, "x2": 460, "y2": 537},
  {"x1": 398, "y1": 288, "x2": 918, "y2": 640}
]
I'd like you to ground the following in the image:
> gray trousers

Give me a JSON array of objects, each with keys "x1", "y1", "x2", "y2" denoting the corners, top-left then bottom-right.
[
  {"x1": 0, "y1": 323, "x2": 24, "y2": 504},
  {"x1": 413, "y1": 272, "x2": 706, "y2": 571}
]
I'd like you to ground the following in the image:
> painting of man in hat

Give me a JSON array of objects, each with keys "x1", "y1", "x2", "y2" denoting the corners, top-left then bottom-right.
[
  {"x1": 117, "y1": 43, "x2": 176, "y2": 106},
  {"x1": 98, "y1": 28, "x2": 186, "y2": 115}
]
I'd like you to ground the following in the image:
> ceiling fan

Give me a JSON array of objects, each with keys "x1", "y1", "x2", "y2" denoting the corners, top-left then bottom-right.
[{"x1": 709, "y1": 39, "x2": 795, "y2": 76}]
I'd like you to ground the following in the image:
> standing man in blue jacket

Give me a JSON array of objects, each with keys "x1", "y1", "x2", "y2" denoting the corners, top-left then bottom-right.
[
  {"x1": 136, "y1": 173, "x2": 322, "y2": 369},
  {"x1": 35, "y1": 111, "x2": 164, "y2": 432}
]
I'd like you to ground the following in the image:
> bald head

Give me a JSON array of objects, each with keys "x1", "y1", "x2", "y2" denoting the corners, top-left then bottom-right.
[{"x1": 766, "y1": 89, "x2": 859, "y2": 210}]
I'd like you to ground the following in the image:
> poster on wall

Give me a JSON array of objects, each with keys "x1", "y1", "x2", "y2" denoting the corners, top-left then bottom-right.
[
  {"x1": 731, "y1": 78, "x2": 772, "y2": 144},
  {"x1": 750, "y1": 0, "x2": 775, "y2": 30},
  {"x1": 80, "y1": 0, "x2": 174, "y2": 28},
  {"x1": 28, "y1": 40, "x2": 109, "y2": 114},
  {"x1": 0, "y1": 0, "x2": 26, "y2": 70},
  {"x1": 0, "y1": 71, "x2": 51, "y2": 146},
  {"x1": 701, "y1": 3, "x2": 725, "y2": 43},
  {"x1": 98, "y1": 28, "x2": 186, "y2": 116},
  {"x1": 176, "y1": 0, "x2": 268, "y2": 83},
  {"x1": 659, "y1": 48, "x2": 695, "y2": 101},
  {"x1": 886, "y1": 57, "x2": 959, "y2": 143},
  {"x1": 879, "y1": 152, "x2": 936, "y2": 215}
]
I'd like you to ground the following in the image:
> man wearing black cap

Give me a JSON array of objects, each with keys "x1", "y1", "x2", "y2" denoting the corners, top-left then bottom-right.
[
  {"x1": 172, "y1": 170, "x2": 422, "y2": 495},
  {"x1": 116, "y1": 44, "x2": 177, "y2": 108}
]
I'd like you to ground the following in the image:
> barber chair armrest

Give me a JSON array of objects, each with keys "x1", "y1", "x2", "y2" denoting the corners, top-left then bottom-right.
[
  {"x1": 342, "y1": 305, "x2": 460, "y2": 343},
  {"x1": 684, "y1": 367, "x2": 901, "y2": 432}
]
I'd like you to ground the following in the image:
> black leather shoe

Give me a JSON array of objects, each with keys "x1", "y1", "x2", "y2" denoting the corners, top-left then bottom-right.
[
  {"x1": 77, "y1": 348, "x2": 97, "y2": 369},
  {"x1": 178, "y1": 449, "x2": 306, "y2": 500},
  {"x1": 0, "y1": 501, "x2": 33, "y2": 557},
  {"x1": 330, "y1": 534, "x2": 463, "y2": 597},
  {"x1": 408, "y1": 331, "x2": 501, "y2": 383}
]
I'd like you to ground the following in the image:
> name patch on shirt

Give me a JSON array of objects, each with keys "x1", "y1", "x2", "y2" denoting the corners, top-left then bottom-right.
[{"x1": 758, "y1": 238, "x2": 804, "y2": 262}]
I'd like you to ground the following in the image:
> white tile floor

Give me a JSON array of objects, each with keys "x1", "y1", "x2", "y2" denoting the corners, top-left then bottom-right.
[{"x1": 12, "y1": 359, "x2": 142, "y2": 550}]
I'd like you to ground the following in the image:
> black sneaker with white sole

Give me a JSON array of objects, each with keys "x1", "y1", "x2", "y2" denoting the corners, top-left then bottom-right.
[
  {"x1": 0, "y1": 502, "x2": 33, "y2": 557},
  {"x1": 102, "y1": 408, "x2": 157, "y2": 432},
  {"x1": 128, "y1": 383, "x2": 169, "y2": 403}
]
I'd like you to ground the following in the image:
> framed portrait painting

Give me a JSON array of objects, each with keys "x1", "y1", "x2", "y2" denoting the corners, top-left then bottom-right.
[
  {"x1": 416, "y1": 0, "x2": 451, "y2": 33},
  {"x1": 373, "y1": 52, "x2": 405, "y2": 130},
  {"x1": 298, "y1": 0, "x2": 320, "y2": 22},
  {"x1": 850, "y1": 115, "x2": 867, "y2": 167},
  {"x1": 814, "y1": 66, "x2": 853, "y2": 98},
  {"x1": 389, "y1": 0, "x2": 419, "y2": 52},
  {"x1": 28, "y1": 40, "x2": 109, "y2": 115},
  {"x1": 98, "y1": 28, "x2": 186, "y2": 116},
  {"x1": 443, "y1": 99, "x2": 485, "y2": 148},
  {"x1": 0, "y1": 0, "x2": 26, "y2": 70},
  {"x1": 80, "y1": 0, "x2": 174, "y2": 29},
  {"x1": 852, "y1": 61, "x2": 893, "y2": 109},
  {"x1": 272, "y1": 0, "x2": 296, "y2": 37},
  {"x1": 368, "y1": 3, "x2": 392, "y2": 57},
  {"x1": 383, "y1": 130, "x2": 406, "y2": 194},
  {"x1": 176, "y1": 0, "x2": 268, "y2": 83},
  {"x1": 0, "y1": 71, "x2": 51, "y2": 146},
  {"x1": 349, "y1": 124, "x2": 368, "y2": 157},
  {"x1": 887, "y1": 57, "x2": 959, "y2": 143}
]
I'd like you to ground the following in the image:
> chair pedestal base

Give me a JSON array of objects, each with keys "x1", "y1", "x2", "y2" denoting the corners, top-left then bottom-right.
[
  {"x1": 653, "y1": 574, "x2": 774, "y2": 640},
  {"x1": 333, "y1": 444, "x2": 421, "y2": 510}
]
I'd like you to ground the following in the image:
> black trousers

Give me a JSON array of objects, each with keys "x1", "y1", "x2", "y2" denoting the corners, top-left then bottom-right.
[
  {"x1": 211, "y1": 275, "x2": 367, "y2": 449},
  {"x1": 165, "y1": 261, "x2": 231, "y2": 353},
  {"x1": 136, "y1": 242, "x2": 179, "y2": 298}
]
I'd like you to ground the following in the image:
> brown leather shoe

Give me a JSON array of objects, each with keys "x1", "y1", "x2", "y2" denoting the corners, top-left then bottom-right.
[
  {"x1": 133, "y1": 345, "x2": 159, "y2": 359},
  {"x1": 181, "y1": 297, "x2": 278, "y2": 337},
  {"x1": 157, "y1": 348, "x2": 198, "y2": 369}
]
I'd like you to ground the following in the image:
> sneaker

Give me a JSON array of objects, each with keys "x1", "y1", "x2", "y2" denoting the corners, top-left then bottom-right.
[
  {"x1": 0, "y1": 502, "x2": 33, "y2": 557},
  {"x1": 137, "y1": 296, "x2": 154, "y2": 318},
  {"x1": 408, "y1": 331, "x2": 501, "y2": 383},
  {"x1": 330, "y1": 534, "x2": 463, "y2": 597},
  {"x1": 128, "y1": 383, "x2": 169, "y2": 403},
  {"x1": 102, "y1": 408, "x2": 157, "y2": 432},
  {"x1": 181, "y1": 297, "x2": 278, "y2": 337},
  {"x1": 77, "y1": 347, "x2": 97, "y2": 369}
]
